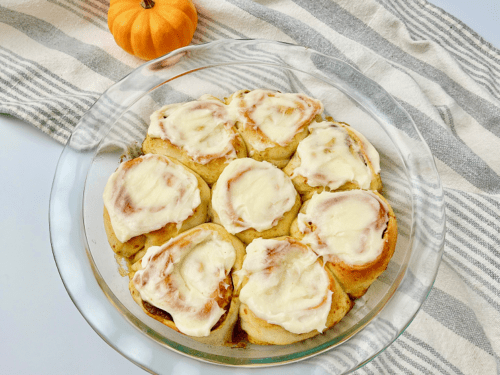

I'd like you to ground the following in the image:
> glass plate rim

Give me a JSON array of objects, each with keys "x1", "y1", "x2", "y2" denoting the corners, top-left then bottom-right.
[{"x1": 49, "y1": 39, "x2": 446, "y2": 374}]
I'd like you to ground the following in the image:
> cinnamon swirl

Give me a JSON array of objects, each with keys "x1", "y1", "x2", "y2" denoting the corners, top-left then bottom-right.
[
  {"x1": 226, "y1": 89, "x2": 323, "y2": 168},
  {"x1": 103, "y1": 154, "x2": 210, "y2": 262},
  {"x1": 237, "y1": 237, "x2": 352, "y2": 345},
  {"x1": 283, "y1": 120, "x2": 382, "y2": 199},
  {"x1": 143, "y1": 95, "x2": 247, "y2": 185},
  {"x1": 290, "y1": 190, "x2": 397, "y2": 298},
  {"x1": 129, "y1": 223, "x2": 245, "y2": 344},
  {"x1": 209, "y1": 158, "x2": 301, "y2": 244}
]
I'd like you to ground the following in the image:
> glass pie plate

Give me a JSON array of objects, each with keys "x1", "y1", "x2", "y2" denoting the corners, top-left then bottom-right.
[{"x1": 49, "y1": 39, "x2": 445, "y2": 374}]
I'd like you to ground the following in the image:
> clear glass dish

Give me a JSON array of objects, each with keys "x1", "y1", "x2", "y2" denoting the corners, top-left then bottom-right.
[{"x1": 49, "y1": 39, "x2": 446, "y2": 374}]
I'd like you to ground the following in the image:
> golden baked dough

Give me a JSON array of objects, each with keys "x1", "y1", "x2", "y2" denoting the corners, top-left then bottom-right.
[
  {"x1": 238, "y1": 237, "x2": 353, "y2": 345},
  {"x1": 103, "y1": 154, "x2": 210, "y2": 263},
  {"x1": 142, "y1": 96, "x2": 247, "y2": 185},
  {"x1": 225, "y1": 89, "x2": 323, "y2": 168},
  {"x1": 290, "y1": 190, "x2": 397, "y2": 298},
  {"x1": 283, "y1": 120, "x2": 382, "y2": 200},
  {"x1": 128, "y1": 223, "x2": 246, "y2": 345}
]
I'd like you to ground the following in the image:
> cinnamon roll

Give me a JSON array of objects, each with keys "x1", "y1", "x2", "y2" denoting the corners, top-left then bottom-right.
[
  {"x1": 143, "y1": 95, "x2": 247, "y2": 185},
  {"x1": 290, "y1": 190, "x2": 397, "y2": 298},
  {"x1": 209, "y1": 158, "x2": 301, "y2": 244},
  {"x1": 226, "y1": 89, "x2": 323, "y2": 168},
  {"x1": 237, "y1": 237, "x2": 353, "y2": 345},
  {"x1": 103, "y1": 154, "x2": 210, "y2": 262},
  {"x1": 283, "y1": 120, "x2": 382, "y2": 199},
  {"x1": 129, "y1": 223, "x2": 245, "y2": 345}
]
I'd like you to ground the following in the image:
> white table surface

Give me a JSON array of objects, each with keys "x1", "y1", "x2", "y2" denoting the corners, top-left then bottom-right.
[{"x1": 1, "y1": 2, "x2": 498, "y2": 374}]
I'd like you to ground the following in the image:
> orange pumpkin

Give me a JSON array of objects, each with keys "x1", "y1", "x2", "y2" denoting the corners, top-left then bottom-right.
[{"x1": 108, "y1": 0, "x2": 197, "y2": 61}]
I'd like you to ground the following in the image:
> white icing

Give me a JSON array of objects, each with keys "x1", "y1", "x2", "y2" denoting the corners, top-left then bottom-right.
[
  {"x1": 238, "y1": 238, "x2": 332, "y2": 334},
  {"x1": 103, "y1": 154, "x2": 201, "y2": 243},
  {"x1": 292, "y1": 121, "x2": 375, "y2": 190},
  {"x1": 348, "y1": 126, "x2": 381, "y2": 174},
  {"x1": 133, "y1": 229, "x2": 236, "y2": 337},
  {"x1": 148, "y1": 97, "x2": 237, "y2": 164},
  {"x1": 212, "y1": 158, "x2": 297, "y2": 233},
  {"x1": 227, "y1": 90, "x2": 323, "y2": 151},
  {"x1": 297, "y1": 191, "x2": 389, "y2": 265}
]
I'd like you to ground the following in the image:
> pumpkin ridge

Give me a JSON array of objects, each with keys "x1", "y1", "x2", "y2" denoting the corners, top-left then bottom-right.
[
  {"x1": 145, "y1": 13, "x2": 168, "y2": 60},
  {"x1": 108, "y1": 0, "x2": 139, "y2": 20},
  {"x1": 151, "y1": 12, "x2": 183, "y2": 51},
  {"x1": 156, "y1": 1, "x2": 197, "y2": 32},
  {"x1": 157, "y1": 6, "x2": 196, "y2": 45},
  {"x1": 131, "y1": 11, "x2": 155, "y2": 60},
  {"x1": 111, "y1": 8, "x2": 141, "y2": 55}
]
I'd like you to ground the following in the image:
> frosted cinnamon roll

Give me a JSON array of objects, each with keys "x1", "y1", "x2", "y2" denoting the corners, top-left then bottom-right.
[
  {"x1": 226, "y1": 89, "x2": 323, "y2": 168},
  {"x1": 209, "y1": 158, "x2": 301, "y2": 244},
  {"x1": 129, "y1": 224, "x2": 245, "y2": 344},
  {"x1": 143, "y1": 95, "x2": 247, "y2": 185},
  {"x1": 283, "y1": 120, "x2": 382, "y2": 199},
  {"x1": 237, "y1": 237, "x2": 352, "y2": 345},
  {"x1": 103, "y1": 154, "x2": 210, "y2": 262},
  {"x1": 290, "y1": 190, "x2": 397, "y2": 298}
]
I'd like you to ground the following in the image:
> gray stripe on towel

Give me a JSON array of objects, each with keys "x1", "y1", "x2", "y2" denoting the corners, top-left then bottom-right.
[
  {"x1": 423, "y1": 288, "x2": 496, "y2": 356},
  {"x1": 289, "y1": 0, "x2": 500, "y2": 138},
  {"x1": 0, "y1": 6, "x2": 132, "y2": 82},
  {"x1": 378, "y1": 0, "x2": 500, "y2": 98},
  {"x1": 226, "y1": 0, "x2": 359, "y2": 68}
]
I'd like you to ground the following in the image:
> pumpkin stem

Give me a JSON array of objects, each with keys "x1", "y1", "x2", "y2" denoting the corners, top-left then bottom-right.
[{"x1": 141, "y1": 0, "x2": 155, "y2": 9}]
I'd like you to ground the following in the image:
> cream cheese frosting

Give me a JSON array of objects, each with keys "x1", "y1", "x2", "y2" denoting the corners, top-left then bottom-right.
[
  {"x1": 148, "y1": 96, "x2": 238, "y2": 164},
  {"x1": 211, "y1": 158, "x2": 297, "y2": 233},
  {"x1": 238, "y1": 238, "x2": 332, "y2": 334},
  {"x1": 297, "y1": 191, "x2": 389, "y2": 265},
  {"x1": 103, "y1": 154, "x2": 201, "y2": 243},
  {"x1": 292, "y1": 121, "x2": 377, "y2": 190},
  {"x1": 132, "y1": 228, "x2": 236, "y2": 337},
  {"x1": 348, "y1": 126, "x2": 381, "y2": 174},
  {"x1": 227, "y1": 89, "x2": 323, "y2": 151}
]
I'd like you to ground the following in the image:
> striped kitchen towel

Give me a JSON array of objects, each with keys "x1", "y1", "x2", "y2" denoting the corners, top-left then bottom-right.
[{"x1": 1, "y1": 0, "x2": 499, "y2": 374}]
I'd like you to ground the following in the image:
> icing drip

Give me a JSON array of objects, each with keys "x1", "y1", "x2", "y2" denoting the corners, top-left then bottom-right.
[
  {"x1": 148, "y1": 96, "x2": 238, "y2": 164},
  {"x1": 292, "y1": 121, "x2": 376, "y2": 190},
  {"x1": 212, "y1": 158, "x2": 297, "y2": 233},
  {"x1": 133, "y1": 228, "x2": 236, "y2": 337},
  {"x1": 238, "y1": 238, "x2": 332, "y2": 334},
  {"x1": 297, "y1": 191, "x2": 389, "y2": 265},
  {"x1": 228, "y1": 89, "x2": 323, "y2": 151},
  {"x1": 103, "y1": 154, "x2": 201, "y2": 242}
]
